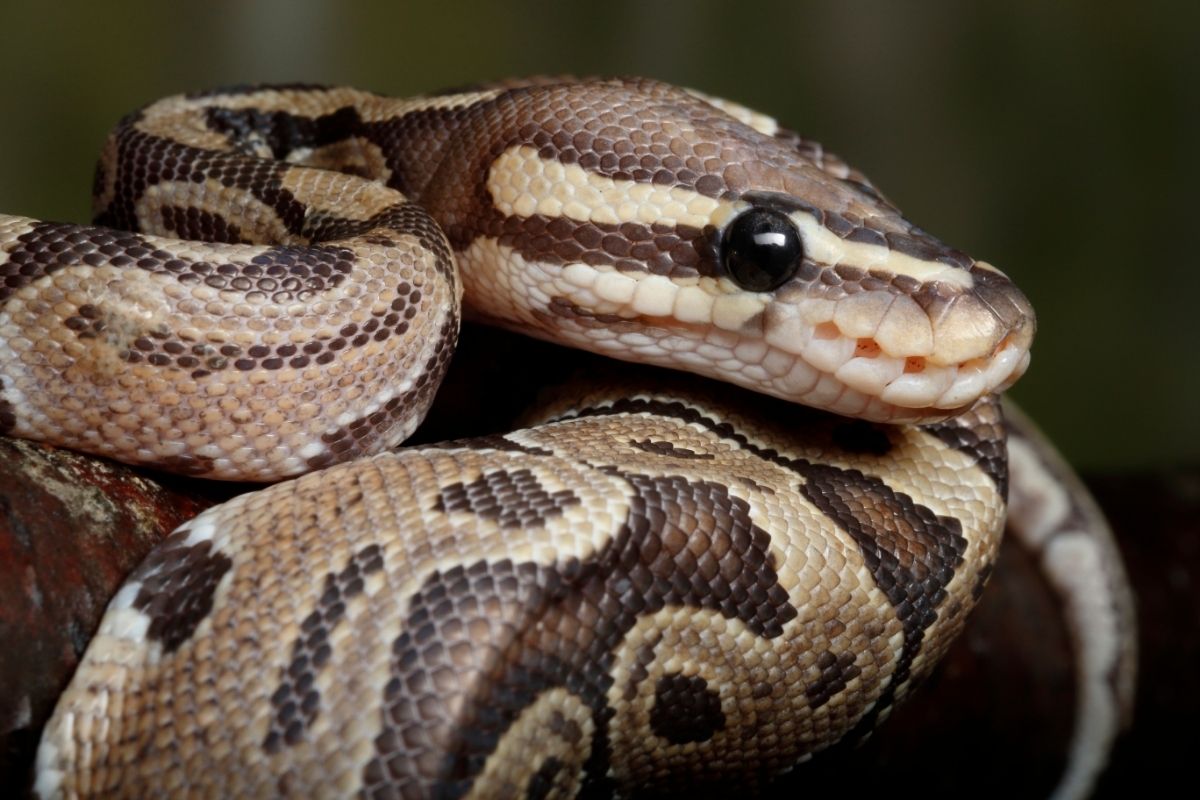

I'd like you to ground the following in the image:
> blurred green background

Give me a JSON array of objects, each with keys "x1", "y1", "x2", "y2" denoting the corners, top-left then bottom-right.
[{"x1": 0, "y1": 0, "x2": 1194, "y2": 471}]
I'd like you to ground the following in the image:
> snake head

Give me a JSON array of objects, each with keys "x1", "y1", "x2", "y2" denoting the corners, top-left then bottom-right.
[{"x1": 443, "y1": 77, "x2": 1036, "y2": 423}]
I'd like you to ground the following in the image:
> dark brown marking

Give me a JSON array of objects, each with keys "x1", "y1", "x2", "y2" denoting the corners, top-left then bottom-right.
[
  {"x1": 492, "y1": 216, "x2": 714, "y2": 281},
  {"x1": 971, "y1": 560, "x2": 995, "y2": 602},
  {"x1": 0, "y1": 376, "x2": 15, "y2": 434},
  {"x1": 433, "y1": 468, "x2": 580, "y2": 529},
  {"x1": 306, "y1": 309, "x2": 458, "y2": 471},
  {"x1": 204, "y1": 104, "x2": 363, "y2": 162},
  {"x1": 526, "y1": 756, "x2": 566, "y2": 800},
  {"x1": 363, "y1": 470, "x2": 798, "y2": 798},
  {"x1": 628, "y1": 438, "x2": 715, "y2": 460},
  {"x1": 185, "y1": 82, "x2": 331, "y2": 100},
  {"x1": 798, "y1": 462, "x2": 966, "y2": 721},
  {"x1": 0, "y1": 220, "x2": 363, "y2": 310},
  {"x1": 650, "y1": 673, "x2": 726, "y2": 744},
  {"x1": 547, "y1": 710, "x2": 584, "y2": 745},
  {"x1": 547, "y1": 297, "x2": 637, "y2": 328},
  {"x1": 264, "y1": 544, "x2": 384, "y2": 753},
  {"x1": 93, "y1": 123, "x2": 309, "y2": 239},
  {"x1": 565, "y1": 391, "x2": 985, "y2": 727},
  {"x1": 304, "y1": 202, "x2": 455, "y2": 282},
  {"x1": 156, "y1": 452, "x2": 218, "y2": 477},
  {"x1": 129, "y1": 528, "x2": 233, "y2": 653},
  {"x1": 159, "y1": 204, "x2": 250, "y2": 244},
  {"x1": 805, "y1": 650, "x2": 862, "y2": 709}
]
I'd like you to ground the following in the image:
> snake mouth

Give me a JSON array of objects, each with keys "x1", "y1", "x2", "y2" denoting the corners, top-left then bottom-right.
[
  {"x1": 759, "y1": 274, "x2": 1036, "y2": 422},
  {"x1": 743, "y1": 324, "x2": 1031, "y2": 423},
  {"x1": 764, "y1": 322, "x2": 1031, "y2": 422}
]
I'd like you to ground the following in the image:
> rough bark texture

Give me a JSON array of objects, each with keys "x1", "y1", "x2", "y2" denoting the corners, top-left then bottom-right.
[{"x1": 0, "y1": 438, "x2": 227, "y2": 789}]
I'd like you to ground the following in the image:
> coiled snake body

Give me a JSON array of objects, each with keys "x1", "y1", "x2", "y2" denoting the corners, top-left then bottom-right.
[{"x1": 0, "y1": 78, "x2": 1133, "y2": 798}]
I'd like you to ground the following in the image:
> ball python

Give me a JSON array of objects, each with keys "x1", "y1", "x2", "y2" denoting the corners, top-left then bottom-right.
[{"x1": 0, "y1": 77, "x2": 1134, "y2": 798}]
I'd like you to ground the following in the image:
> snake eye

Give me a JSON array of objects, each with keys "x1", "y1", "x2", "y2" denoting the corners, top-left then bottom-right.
[{"x1": 721, "y1": 208, "x2": 804, "y2": 291}]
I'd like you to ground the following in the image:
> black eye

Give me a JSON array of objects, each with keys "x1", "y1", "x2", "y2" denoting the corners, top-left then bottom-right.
[{"x1": 721, "y1": 208, "x2": 804, "y2": 291}]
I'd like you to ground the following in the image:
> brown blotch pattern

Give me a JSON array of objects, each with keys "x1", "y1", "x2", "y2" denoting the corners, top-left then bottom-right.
[
  {"x1": 568, "y1": 395, "x2": 972, "y2": 715},
  {"x1": 204, "y1": 104, "x2": 363, "y2": 162},
  {"x1": 971, "y1": 560, "x2": 995, "y2": 602},
  {"x1": 798, "y1": 463, "x2": 966, "y2": 717},
  {"x1": 28, "y1": 210, "x2": 434, "y2": 379},
  {"x1": 129, "y1": 528, "x2": 233, "y2": 653},
  {"x1": 159, "y1": 204, "x2": 250, "y2": 244},
  {"x1": 264, "y1": 543, "x2": 384, "y2": 753},
  {"x1": 433, "y1": 468, "x2": 582, "y2": 529},
  {"x1": 649, "y1": 673, "x2": 726, "y2": 745},
  {"x1": 1, "y1": 219, "x2": 358, "y2": 308},
  {"x1": 805, "y1": 650, "x2": 862, "y2": 710},
  {"x1": 628, "y1": 438, "x2": 715, "y2": 460},
  {"x1": 95, "y1": 125, "x2": 308, "y2": 238},
  {"x1": 363, "y1": 470, "x2": 798, "y2": 798}
]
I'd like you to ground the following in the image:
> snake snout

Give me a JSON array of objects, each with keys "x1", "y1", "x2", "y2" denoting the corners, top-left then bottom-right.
[
  {"x1": 884, "y1": 260, "x2": 1036, "y2": 413},
  {"x1": 760, "y1": 258, "x2": 1036, "y2": 421}
]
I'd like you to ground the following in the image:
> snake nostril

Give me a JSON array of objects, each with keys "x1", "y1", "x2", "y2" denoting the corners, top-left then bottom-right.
[{"x1": 854, "y1": 338, "x2": 881, "y2": 358}]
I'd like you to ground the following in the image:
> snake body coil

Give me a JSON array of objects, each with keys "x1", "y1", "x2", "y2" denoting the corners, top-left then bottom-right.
[{"x1": 0, "y1": 78, "x2": 1130, "y2": 798}]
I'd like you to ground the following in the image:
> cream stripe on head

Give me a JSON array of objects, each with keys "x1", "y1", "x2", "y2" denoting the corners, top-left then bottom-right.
[
  {"x1": 488, "y1": 146, "x2": 737, "y2": 229},
  {"x1": 789, "y1": 212, "x2": 974, "y2": 288}
]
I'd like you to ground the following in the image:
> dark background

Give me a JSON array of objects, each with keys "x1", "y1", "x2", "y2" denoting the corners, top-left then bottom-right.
[{"x1": 1, "y1": 0, "x2": 1195, "y2": 471}]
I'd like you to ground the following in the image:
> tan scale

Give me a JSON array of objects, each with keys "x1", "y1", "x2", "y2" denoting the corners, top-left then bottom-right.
[{"x1": 0, "y1": 78, "x2": 1133, "y2": 799}]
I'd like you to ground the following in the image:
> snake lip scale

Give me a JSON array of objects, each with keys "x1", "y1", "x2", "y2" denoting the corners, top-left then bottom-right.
[{"x1": 0, "y1": 77, "x2": 1131, "y2": 799}]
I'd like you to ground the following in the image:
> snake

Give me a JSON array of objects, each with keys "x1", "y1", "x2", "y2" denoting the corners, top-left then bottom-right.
[{"x1": 0, "y1": 77, "x2": 1134, "y2": 798}]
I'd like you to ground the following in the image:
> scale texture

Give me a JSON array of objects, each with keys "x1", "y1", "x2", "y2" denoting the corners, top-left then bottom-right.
[{"x1": 0, "y1": 78, "x2": 1132, "y2": 798}]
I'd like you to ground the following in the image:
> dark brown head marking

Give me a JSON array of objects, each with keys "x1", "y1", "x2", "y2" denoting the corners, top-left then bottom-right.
[
  {"x1": 204, "y1": 104, "x2": 363, "y2": 161},
  {"x1": 130, "y1": 528, "x2": 233, "y2": 653},
  {"x1": 650, "y1": 673, "x2": 726, "y2": 744}
]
